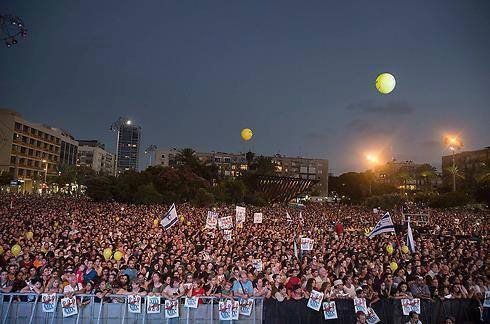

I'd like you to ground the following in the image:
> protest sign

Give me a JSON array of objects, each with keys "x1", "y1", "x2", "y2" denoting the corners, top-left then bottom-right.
[
  {"x1": 146, "y1": 296, "x2": 161, "y2": 314},
  {"x1": 253, "y1": 213, "x2": 263, "y2": 224},
  {"x1": 128, "y1": 295, "x2": 142, "y2": 313},
  {"x1": 205, "y1": 211, "x2": 218, "y2": 229},
  {"x1": 164, "y1": 299, "x2": 179, "y2": 318},
  {"x1": 300, "y1": 237, "x2": 314, "y2": 251},
  {"x1": 41, "y1": 294, "x2": 56, "y2": 313},
  {"x1": 401, "y1": 298, "x2": 421, "y2": 315},
  {"x1": 239, "y1": 298, "x2": 254, "y2": 316},
  {"x1": 61, "y1": 297, "x2": 78, "y2": 318},
  {"x1": 218, "y1": 216, "x2": 233, "y2": 230},
  {"x1": 322, "y1": 301, "x2": 338, "y2": 320},
  {"x1": 307, "y1": 290, "x2": 324, "y2": 311},
  {"x1": 236, "y1": 206, "x2": 246, "y2": 224},
  {"x1": 219, "y1": 300, "x2": 233, "y2": 321},
  {"x1": 184, "y1": 297, "x2": 199, "y2": 308},
  {"x1": 353, "y1": 297, "x2": 368, "y2": 315},
  {"x1": 366, "y1": 307, "x2": 381, "y2": 324}
]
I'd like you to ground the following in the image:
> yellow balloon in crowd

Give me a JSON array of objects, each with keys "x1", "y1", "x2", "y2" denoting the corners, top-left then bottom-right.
[
  {"x1": 179, "y1": 215, "x2": 185, "y2": 221},
  {"x1": 41, "y1": 247, "x2": 47, "y2": 253},
  {"x1": 115, "y1": 216, "x2": 120, "y2": 222},
  {"x1": 375, "y1": 73, "x2": 396, "y2": 94},
  {"x1": 401, "y1": 245, "x2": 410, "y2": 254},
  {"x1": 186, "y1": 221, "x2": 191, "y2": 226},
  {"x1": 114, "y1": 251, "x2": 123, "y2": 261},
  {"x1": 241, "y1": 128, "x2": 253, "y2": 141},
  {"x1": 103, "y1": 248, "x2": 113, "y2": 261},
  {"x1": 386, "y1": 244, "x2": 394, "y2": 254},
  {"x1": 0, "y1": 246, "x2": 3, "y2": 255},
  {"x1": 54, "y1": 221, "x2": 59, "y2": 228},
  {"x1": 390, "y1": 261, "x2": 398, "y2": 272},
  {"x1": 153, "y1": 219, "x2": 158, "y2": 226},
  {"x1": 11, "y1": 244, "x2": 21, "y2": 257},
  {"x1": 26, "y1": 231, "x2": 33, "y2": 239}
]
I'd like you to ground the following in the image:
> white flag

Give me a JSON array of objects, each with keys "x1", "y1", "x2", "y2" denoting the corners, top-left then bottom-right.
[
  {"x1": 407, "y1": 217, "x2": 415, "y2": 253},
  {"x1": 161, "y1": 203, "x2": 178, "y2": 230},
  {"x1": 368, "y1": 212, "x2": 395, "y2": 239}
]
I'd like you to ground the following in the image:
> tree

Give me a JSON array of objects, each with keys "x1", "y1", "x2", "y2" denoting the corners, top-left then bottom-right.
[
  {"x1": 445, "y1": 165, "x2": 464, "y2": 192},
  {"x1": 176, "y1": 148, "x2": 199, "y2": 169},
  {"x1": 0, "y1": 171, "x2": 12, "y2": 186},
  {"x1": 250, "y1": 156, "x2": 277, "y2": 176},
  {"x1": 133, "y1": 183, "x2": 163, "y2": 204},
  {"x1": 85, "y1": 176, "x2": 115, "y2": 201},
  {"x1": 194, "y1": 188, "x2": 215, "y2": 207},
  {"x1": 416, "y1": 163, "x2": 437, "y2": 192}
]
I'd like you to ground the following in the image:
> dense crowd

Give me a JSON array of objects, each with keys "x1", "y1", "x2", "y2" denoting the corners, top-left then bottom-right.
[{"x1": 0, "y1": 194, "x2": 488, "y2": 313}]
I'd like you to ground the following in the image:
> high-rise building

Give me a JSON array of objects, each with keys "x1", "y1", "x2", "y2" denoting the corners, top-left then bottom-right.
[
  {"x1": 0, "y1": 109, "x2": 79, "y2": 192},
  {"x1": 114, "y1": 118, "x2": 141, "y2": 175},
  {"x1": 77, "y1": 140, "x2": 115, "y2": 175}
]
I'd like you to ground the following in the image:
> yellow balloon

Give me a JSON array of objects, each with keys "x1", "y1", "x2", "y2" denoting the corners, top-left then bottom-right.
[
  {"x1": 0, "y1": 246, "x2": 3, "y2": 255},
  {"x1": 115, "y1": 216, "x2": 120, "y2": 222},
  {"x1": 41, "y1": 247, "x2": 47, "y2": 253},
  {"x1": 376, "y1": 73, "x2": 396, "y2": 94},
  {"x1": 54, "y1": 221, "x2": 59, "y2": 228},
  {"x1": 241, "y1": 128, "x2": 253, "y2": 141},
  {"x1": 179, "y1": 215, "x2": 185, "y2": 221},
  {"x1": 11, "y1": 244, "x2": 21, "y2": 257},
  {"x1": 114, "y1": 251, "x2": 123, "y2": 261},
  {"x1": 103, "y1": 248, "x2": 113, "y2": 261},
  {"x1": 26, "y1": 231, "x2": 33, "y2": 239},
  {"x1": 390, "y1": 261, "x2": 398, "y2": 272},
  {"x1": 153, "y1": 219, "x2": 158, "y2": 226},
  {"x1": 186, "y1": 221, "x2": 191, "y2": 226},
  {"x1": 386, "y1": 244, "x2": 394, "y2": 254},
  {"x1": 401, "y1": 245, "x2": 410, "y2": 254}
]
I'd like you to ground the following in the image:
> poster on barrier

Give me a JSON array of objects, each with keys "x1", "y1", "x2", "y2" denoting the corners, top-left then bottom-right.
[
  {"x1": 231, "y1": 300, "x2": 240, "y2": 320},
  {"x1": 41, "y1": 293, "x2": 57, "y2": 313},
  {"x1": 253, "y1": 213, "x2": 263, "y2": 224},
  {"x1": 322, "y1": 301, "x2": 338, "y2": 319},
  {"x1": 184, "y1": 297, "x2": 199, "y2": 308},
  {"x1": 236, "y1": 206, "x2": 246, "y2": 224},
  {"x1": 218, "y1": 216, "x2": 233, "y2": 230},
  {"x1": 206, "y1": 211, "x2": 218, "y2": 229},
  {"x1": 61, "y1": 297, "x2": 78, "y2": 318},
  {"x1": 146, "y1": 296, "x2": 161, "y2": 314},
  {"x1": 353, "y1": 297, "x2": 368, "y2": 315},
  {"x1": 307, "y1": 290, "x2": 324, "y2": 311},
  {"x1": 239, "y1": 298, "x2": 254, "y2": 316},
  {"x1": 484, "y1": 291, "x2": 490, "y2": 308},
  {"x1": 366, "y1": 307, "x2": 381, "y2": 324},
  {"x1": 164, "y1": 299, "x2": 179, "y2": 318},
  {"x1": 128, "y1": 295, "x2": 142, "y2": 313},
  {"x1": 401, "y1": 298, "x2": 420, "y2": 315},
  {"x1": 219, "y1": 300, "x2": 233, "y2": 321}
]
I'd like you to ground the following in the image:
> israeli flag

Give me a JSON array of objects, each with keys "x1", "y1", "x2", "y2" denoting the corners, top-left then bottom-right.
[
  {"x1": 407, "y1": 217, "x2": 415, "y2": 253},
  {"x1": 161, "y1": 203, "x2": 178, "y2": 230},
  {"x1": 286, "y1": 212, "x2": 292, "y2": 224},
  {"x1": 368, "y1": 212, "x2": 395, "y2": 239}
]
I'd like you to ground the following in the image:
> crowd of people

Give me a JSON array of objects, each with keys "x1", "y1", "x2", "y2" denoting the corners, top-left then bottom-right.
[{"x1": 0, "y1": 194, "x2": 488, "y2": 316}]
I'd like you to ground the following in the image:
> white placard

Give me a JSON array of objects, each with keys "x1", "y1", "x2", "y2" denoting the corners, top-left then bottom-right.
[
  {"x1": 253, "y1": 213, "x2": 263, "y2": 224},
  {"x1": 146, "y1": 296, "x2": 161, "y2": 314},
  {"x1": 300, "y1": 238, "x2": 314, "y2": 251},
  {"x1": 128, "y1": 295, "x2": 142, "y2": 313},
  {"x1": 41, "y1": 294, "x2": 57, "y2": 313},
  {"x1": 206, "y1": 211, "x2": 218, "y2": 229},
  {"x1": 219, "y1": 300, "x2": 233, "y2": 321},
  {"x1": 252, "y1": 259, "x2": 263, "y2": 272},
  {"x1": 307, "y1": 290, "x2": 324, "y2": 311},
  {"x1": 239, "y1": 298, "x2": 254, "y2": 316},
  {"x1": 231, "y1": 300, "x2": 239, "y2": 320},
  {"x1": 224, "y1": 229, "x2": 233, "y2": 241},
  {"x1": 322, "y1": 301, "x2": 338, "y2": 320},
  {"x1": 164, "y1": 299, "x2": 179, "y2": 318},
  {"x1": 61, "y1": 297, "x2": 78, "y2": 318},
  {"x1": 353, "y1": 297, "x2": 368, "y2": 315},
  {"x1": 184, "y1": 297, "x2": 199, "y2": 308},
  {"x1": 236, "y1": 206, "x2": 246, "y2": 223},
  {"x1": 401, "y1": 298, "x2": 421, "y2": 315},
  {"x1": 366, "y1": 307, "x2": 381, "y2": 324},
  {"x1": 218, "y1": 216, "x2": 233, "y2": 230}
]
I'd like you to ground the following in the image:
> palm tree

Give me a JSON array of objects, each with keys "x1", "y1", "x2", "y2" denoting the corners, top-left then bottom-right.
[
  {"x1": 176, "y1": 148, "x2": 199, "y2": 168},
  {"x1": 417, "y1": 164, "x2": 437, "y2": 191},
  {"x1": 446, "y1": 165, "x2": 464, "y2": 191}
]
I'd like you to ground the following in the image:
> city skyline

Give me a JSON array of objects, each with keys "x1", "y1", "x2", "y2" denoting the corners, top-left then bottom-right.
[{"x1": 1, "y1": 1, "x2": 489, "y2": 174}]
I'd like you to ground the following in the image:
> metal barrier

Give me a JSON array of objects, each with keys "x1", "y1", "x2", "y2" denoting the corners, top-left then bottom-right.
[{"x1": 0, "y1": 293, "x2": 264, "y2": 324}]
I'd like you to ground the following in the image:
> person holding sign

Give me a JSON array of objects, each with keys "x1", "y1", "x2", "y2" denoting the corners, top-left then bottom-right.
[{"x1": 232, "y1": 271, "x2": 254, "y2": 300}]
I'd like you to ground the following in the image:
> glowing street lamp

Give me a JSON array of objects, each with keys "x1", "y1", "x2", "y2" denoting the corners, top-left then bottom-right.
[
  {"x1": 41, "y1": 159, "x2": 48, "y2": 183},
  {"x1": 365, "y1": 153, "x2": 380, "y2": 196},
  {"x1": 444, "y1": 134, "x2": 463, "y2": 192}
]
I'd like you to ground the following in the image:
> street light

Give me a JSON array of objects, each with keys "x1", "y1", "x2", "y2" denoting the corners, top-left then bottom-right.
[
  {"x1": 365, "y1": 153, "x2": 380, "y2": 196},
  {"x1": 444, "y1": 134, "x2": 463, "y2": 192},
  {"x1": 42, "y1": 159, "x2": 48, "y2": 183}
]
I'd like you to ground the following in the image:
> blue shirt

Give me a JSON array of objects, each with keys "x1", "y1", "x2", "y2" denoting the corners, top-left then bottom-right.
[
  {"x1": 123, "y1": 268, "x2": 138, "y2": 281},
  {"x1": 232, "y1": 280, "x2": 254, "y2": 296}
]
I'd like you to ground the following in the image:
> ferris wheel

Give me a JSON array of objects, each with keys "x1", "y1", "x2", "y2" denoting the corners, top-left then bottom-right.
[{"x1": 0, "y1": 14, "x2": 27, "y2": 47}]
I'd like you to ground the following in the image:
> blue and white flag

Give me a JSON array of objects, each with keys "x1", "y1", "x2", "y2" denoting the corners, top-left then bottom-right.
[
  {"x1": 286, "y1": 212, "x2": 292, "y2": 225},
  {"x1": 368, "y1": 212, "x2": 395, "y2": 239},
  {"x1": 299, "y1": 211, "x2": 304, "y2": 223},
  {"x1": 293, "y1": 234, "x2": 299, "y2": 259},
  {"x1": 407, "y1": 217, "x2": 415, "y2": 253},
  {"x1": 161, "y1": 203, "x2": 178, "y2": 230}
]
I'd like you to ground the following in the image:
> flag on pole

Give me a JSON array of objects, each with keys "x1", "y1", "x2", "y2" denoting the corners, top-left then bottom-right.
[
  {"x1": 299, "y1": 211, "x2": 304, "y2": 223},
  {"x1": 286, "y1": 212, "x2": 292, "y2": 225},
  {"x1": 368, "y1": 212, "x2": 395, "y2": 239},
  {"x1": 407, "y1": 217, "x2": 415, "y2": 253},
  {"x1": 293, "y1": 234, "x2": 298, "y2": 259},
  {"x1": 161, "y1": 203, "x2": 178, "y2": 230}
]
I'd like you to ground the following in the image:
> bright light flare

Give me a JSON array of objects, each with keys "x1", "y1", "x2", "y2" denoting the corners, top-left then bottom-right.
[
  {"x1": 443, "y1": 134, "x2": 463, "y2": 150},
  {"x1": 126, "y1": 120, "x2": 132, "y2": 125},
  {"x1": 366, "y1": 154, "x2": 380, "y2": 164}
]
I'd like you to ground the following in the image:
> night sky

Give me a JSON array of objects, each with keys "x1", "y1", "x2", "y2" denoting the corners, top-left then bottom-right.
[{"x1": 1, "y1": 1, "x2": 489, "y2": 174}]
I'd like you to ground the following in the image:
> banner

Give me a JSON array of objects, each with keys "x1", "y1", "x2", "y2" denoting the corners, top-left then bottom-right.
[
  {"x1": 353, "y1": 297, "x2": 368, "y2": 315},
  {"x1": 366, "y1": 307, "x2": 381, "y2": 324},
  {"x1": 239, "y1": 298, "x2": 254, "y2": 316},
  {"x1": 322, "y1": 301, "x2": 338, "y2": 320},
  {"x1": 206, "y1": 211, "x2": 218, "y2": 229},
  {"x1": 401, "y1": 298, "x2": 421, "y2": 315},
  {"x1": 307, "y1": 290, "x2": 324, "y2": 311},
  {"x1": 164, "y1": 299, "x2": 179, "y2": 318},
  {"x1": 184, "y1": 297, "x2": 199, "y2": 308},
  {"x1": 61, "y1": 297, "x2": 78, "y2": 318},
  {"x1": 300, "y1": 237, "x2": 314, "y2": 251},
  {"x1": 146, "y1": 296, "x2": 161, "y2": 314},
  {"x1": 219, "y1": 300, "x2": 233, "y2": 321},
  {"x1": 253, "y1": 213, "x2": 263, "y2": 224},
  {"x1": 41, "y1": 293, "x2": 56, "y2": 313},
  {"x1": 236, "y1": 206, "x2": 246, "y2": 224},
  {"x1": 218, "y1": 216, "x2": 233, "y2": 230},
  {"x1": 128, "y1": 295, "x2": 142, "y2": 313}
]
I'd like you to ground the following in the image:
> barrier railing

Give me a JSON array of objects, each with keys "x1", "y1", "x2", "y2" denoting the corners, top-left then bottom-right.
[{"x1": 0, "y1": 293, "x2": 264, "y2": 324}]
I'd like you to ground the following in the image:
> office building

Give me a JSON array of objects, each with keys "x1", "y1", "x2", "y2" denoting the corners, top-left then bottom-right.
[
  {"x1": 442, "y1": 147, "x2": 490, "y2": 189},
  {"x1": 77, "y1": 140, "x2": 115, "y2": 175},
  {"x1": 115, "y1": 118, "x2": 141, "y2": 174}
]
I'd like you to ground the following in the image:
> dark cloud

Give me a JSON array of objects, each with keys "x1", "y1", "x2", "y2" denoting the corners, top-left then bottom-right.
[
  {"x1": 346, "y1": 118, "x2": 395, "y2": 135},
  {"x1": 346, "y1": 100, "x2": 415, "y2": 115}
]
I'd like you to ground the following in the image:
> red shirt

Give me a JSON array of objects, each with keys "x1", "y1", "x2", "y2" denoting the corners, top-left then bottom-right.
[{"x1": 191, "y1": 287, "x2": 205, "y2": 304}]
